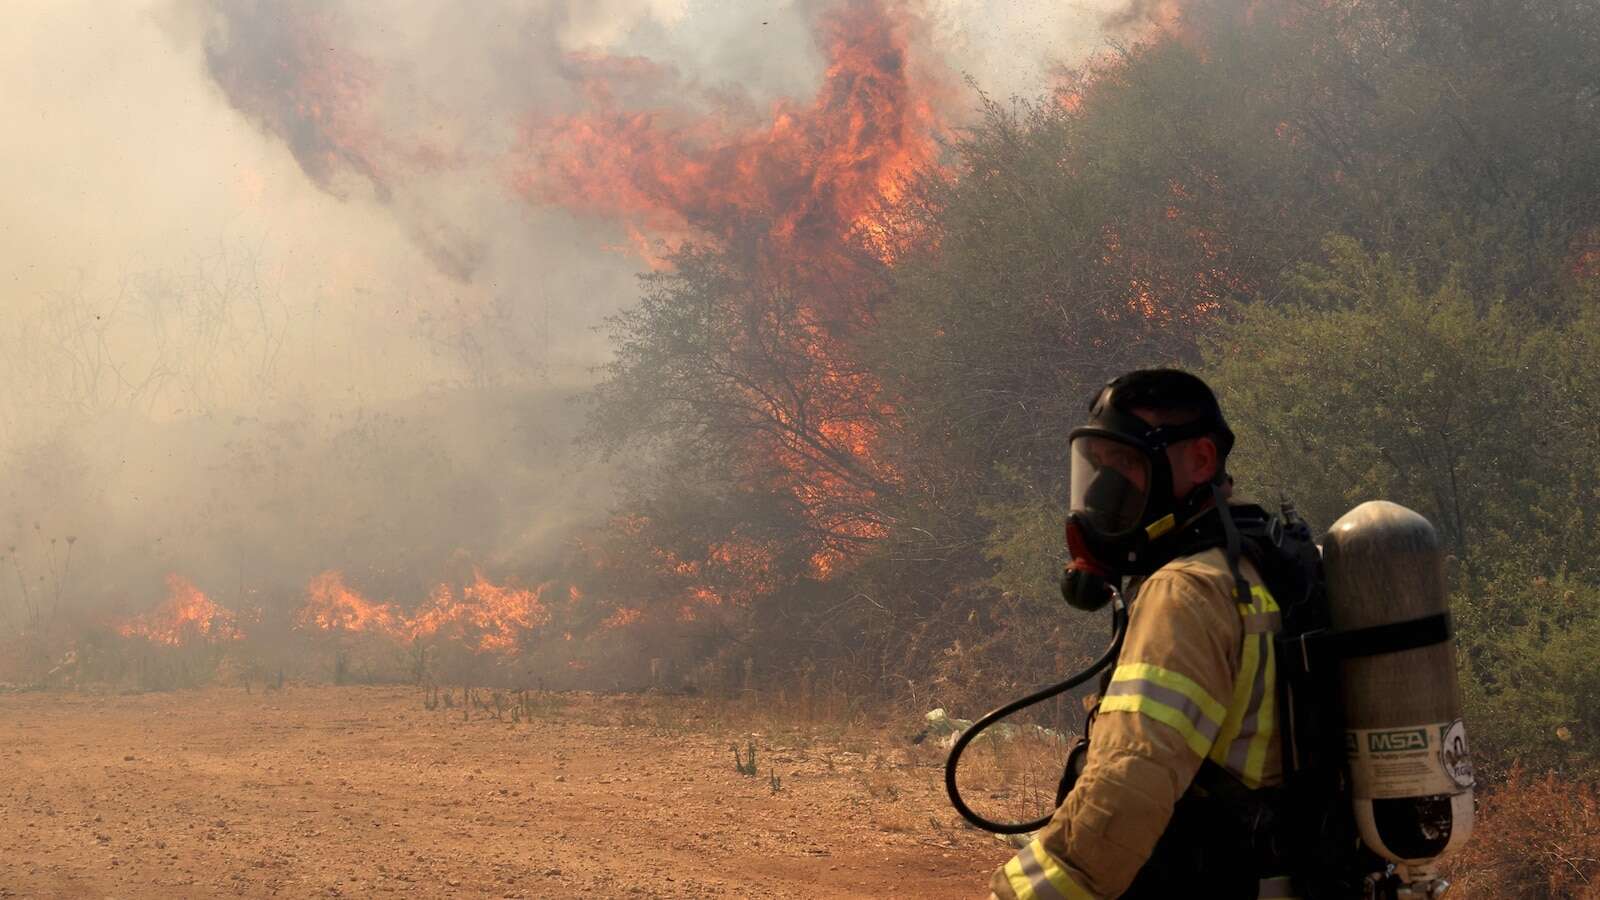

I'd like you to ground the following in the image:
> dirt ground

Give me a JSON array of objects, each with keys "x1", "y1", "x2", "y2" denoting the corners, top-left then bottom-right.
[{"x1": 0, "y1": 686, "x2": 1011, "y2": 898}]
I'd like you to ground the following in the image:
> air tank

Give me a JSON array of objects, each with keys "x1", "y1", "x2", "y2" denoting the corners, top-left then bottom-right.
[{"x1": 1322, "y1": 501, "x2": 1474, "y2": 886}]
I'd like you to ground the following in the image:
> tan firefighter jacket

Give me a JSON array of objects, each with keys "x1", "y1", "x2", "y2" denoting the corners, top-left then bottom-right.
[{"x1": 989, "y1": 546, "x2": 1286, "y2": 900}]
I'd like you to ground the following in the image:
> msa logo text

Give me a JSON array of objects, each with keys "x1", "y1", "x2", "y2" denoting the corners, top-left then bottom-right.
[{"x1": 1369, "y1": 729, "x2": 1428, "y2": 752}]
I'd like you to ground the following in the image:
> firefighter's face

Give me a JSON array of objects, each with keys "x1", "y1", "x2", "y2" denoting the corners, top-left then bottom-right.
[{"x1": 1084, "y1": 438, "x2": 1149, "y2": 493}]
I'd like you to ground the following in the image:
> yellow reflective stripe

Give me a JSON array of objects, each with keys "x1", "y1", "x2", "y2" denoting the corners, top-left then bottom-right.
[
  {"x1": 1242, "y1": 583, "x2": 1278, "y2": 786},
  {"x1": 1109, "y1": 662, "x2": 1227, "y2": 726},
  {"x1": 1212, "y1": 581, "x2": 1280, "y2": 787},
  {"x1": 1210, "y1": 622, "x2": 1259, "y2": 769},
  {"x1": 1004, "y1": 854, "x2": 1039, "y2": 900},
  {"x1": 1008, "y1": 840, "x2": 1094, "y2": 900},
  {"x1": 1100, "y1": 693, "x2": 1215, "y2": 757},
  {"x1": 1241, "y1": 584, "x2": 1280, "y2": 634},
  {"x1": 1243, "y1": 638, "x2": 1277, "y2": 784}
]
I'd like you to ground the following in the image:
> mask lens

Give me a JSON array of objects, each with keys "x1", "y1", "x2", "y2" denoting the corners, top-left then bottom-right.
[{"x1": 1069, "y1": 434, "x2": 1151, "y2": 535}]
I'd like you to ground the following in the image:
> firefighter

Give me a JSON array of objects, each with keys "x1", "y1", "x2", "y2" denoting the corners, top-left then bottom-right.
[{"x1": 990, "y1": 368, "x2": 1294, "y2": 900}]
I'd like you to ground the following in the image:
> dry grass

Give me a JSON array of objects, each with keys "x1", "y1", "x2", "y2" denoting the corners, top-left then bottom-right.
[
  {"x1": 943, "y1": 730, "x2": 1070, "y2": 829},
  {"x1": 1443, "y1": 767, "x2": 1600, "y2": 899},
  {"x1": 434, "y1": 683, "x2": 1600, "y2": 896}
]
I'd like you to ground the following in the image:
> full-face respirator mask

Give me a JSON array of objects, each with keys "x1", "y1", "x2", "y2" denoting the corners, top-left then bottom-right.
[{"x1": 1060, "y1": 385, "x2": 1234, "y2": 611}]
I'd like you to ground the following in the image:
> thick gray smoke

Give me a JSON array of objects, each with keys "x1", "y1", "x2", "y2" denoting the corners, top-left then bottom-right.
[{"x1": 0, "y1": 0, "x2": 1126, "y2": 633}]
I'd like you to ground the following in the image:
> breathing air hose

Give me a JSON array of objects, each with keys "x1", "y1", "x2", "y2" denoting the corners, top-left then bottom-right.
[{"x1": 944, "y1": 598, "x2": 1128, "y2": 834}]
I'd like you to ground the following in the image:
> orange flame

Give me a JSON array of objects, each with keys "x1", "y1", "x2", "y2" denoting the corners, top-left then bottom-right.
[
  {"x1": 516, "y1": 1, "x2": 936, "y2": 596},
  {"x1": 600, "y1": 607, "x2": 642, "y2": 630},
  {"x1": 296, "y1": 570, "x2": 405, "y2": 638},
  {"x1": 408, "y1": 571, "x2": 552, "y2": 655},
  {"x1": 514, "y1": 0, "x2": 942, "y2": 265},
  {"x1": 751, "y1": 307, "x2": 897, "y2": 573},
  {"x1": 293, "y1": 570, "x2": 553, "y2": 655},
  {"x1": 118, "y1": 575, "x2": 243, "y2": 646},
  {"x1": 205, "y1": 1, "x2": 388, "y2": 200}
]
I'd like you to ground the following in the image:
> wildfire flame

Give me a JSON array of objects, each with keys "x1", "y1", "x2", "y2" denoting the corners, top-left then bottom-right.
[
  {"x1": 514, "y1": 1, "x2": 934, "y2": 592},
  {"x1": 295, "y1": 570, "x2": 551, "y2": 656},
  {"x1": 204, "y1": 0, "x2": 388, "y2": 200},
  {"x1": 117, "y1": 575, "x2": 243, "y2": 646},
  {"x1": 746, "y1": 307, "x2": 897, "y2": 577},
  {"x1": 202, "y1": 1, "x2": 488, "y2": 279},
  {"x1": 599, "y1": 607, "x2": 642, "y2": 630},
  {"x1": 297, "y1": 570, "x2": 406, "y2": 638},
  {"x1": 408, "y1": 572, "x2": 552, "y2": 654},
  {"x1": 515, "y1": 0, "x2": 943, "y2": 266}
]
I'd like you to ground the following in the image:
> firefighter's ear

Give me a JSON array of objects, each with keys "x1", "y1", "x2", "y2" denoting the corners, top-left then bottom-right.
[
  {"x1": 1171, "y1": 433, "x2": 1219, "y2": 491},
  {"x1": 1192, "y1": 435, "x2": 1219, "y2": 484}
]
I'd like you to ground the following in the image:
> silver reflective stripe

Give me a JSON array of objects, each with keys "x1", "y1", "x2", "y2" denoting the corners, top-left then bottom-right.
[
  {"x1": 1258, "y1": 875, "x2": 1298, "y2": 899},
  {"x1": 1225, "y1": 633, "x2": 1271, "y2": 774},
  {"x1": 1016, "y1": 843, "x2": 1067, "y2": 900},
  {"x1": 1102, "y1": 678, "x2": 1223, "y2": 744}
]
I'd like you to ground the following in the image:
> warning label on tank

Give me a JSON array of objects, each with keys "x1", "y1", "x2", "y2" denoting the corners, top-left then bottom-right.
[
  {"x1": 1441, "y1": 719, "x2": 1475, "y2": 789},
  {"x1": 1346, "y1": 721, "x2": 1473, "y2": 799}
]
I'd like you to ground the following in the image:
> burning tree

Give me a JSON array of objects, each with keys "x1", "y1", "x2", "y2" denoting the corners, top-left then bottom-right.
[
  {"x1": 587, "y1": 247, "x2": 900, "y2": 570},
  {"x1": 513, "y1": 0, "x2": 946, "y2": 683},
  {"x1": 298, "y1": 570, "x2": 406, "y2": 638}
]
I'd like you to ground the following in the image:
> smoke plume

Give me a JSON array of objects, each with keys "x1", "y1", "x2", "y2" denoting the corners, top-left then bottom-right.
[{"x1": 0, "y1": 0, "x2": 1134, "y2": 656}]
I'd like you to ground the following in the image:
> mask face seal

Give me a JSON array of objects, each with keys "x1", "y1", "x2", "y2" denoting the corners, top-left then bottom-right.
[{"x1": 1061, "y1": 518, "x2": 1117, "y2": 611}]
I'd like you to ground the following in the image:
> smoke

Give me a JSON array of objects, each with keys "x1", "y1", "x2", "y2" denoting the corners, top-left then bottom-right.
[
  {"x1": 0, "y1": 0, "x2": 1133, "y2": 636},
  {"x1": 203, "y1": 1, "x2": 391, "y2": 202},
  {"x1": 1099, "y1": 0, "x2": 1181, "y2": 31}
]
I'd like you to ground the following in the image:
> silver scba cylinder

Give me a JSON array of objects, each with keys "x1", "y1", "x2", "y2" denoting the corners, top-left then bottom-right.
[{"x1": 1322, "y1": 501, "x2": 1474, "y2": 881}]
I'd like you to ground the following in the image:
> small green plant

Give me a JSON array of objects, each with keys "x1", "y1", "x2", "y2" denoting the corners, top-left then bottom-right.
[{"x1": 732, "y1": 739, "x2": 758, "y2": 776}]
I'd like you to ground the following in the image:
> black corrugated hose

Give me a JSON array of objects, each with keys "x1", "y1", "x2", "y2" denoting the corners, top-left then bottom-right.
[{"x1": 943, "y1": 599, "x2": 1128, "y2": 834}]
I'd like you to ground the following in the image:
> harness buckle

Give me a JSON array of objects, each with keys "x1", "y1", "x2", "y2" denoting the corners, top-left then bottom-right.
[
  {"x1": 1287, "y1": 628, "x2": 1327, "y2": 675},
  {"x1": 1266, "y1": 515, "x2": 1285, "y2": 548}
]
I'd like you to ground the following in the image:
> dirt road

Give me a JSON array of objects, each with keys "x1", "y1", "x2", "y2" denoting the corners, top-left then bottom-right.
[{"x1": 0, "y1": 686, "x2": 1006, "y2": 898}]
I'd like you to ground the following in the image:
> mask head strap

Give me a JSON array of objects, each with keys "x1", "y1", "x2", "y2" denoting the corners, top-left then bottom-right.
[{"x1": 1087, "y1": 384, "x2": 1230, "y2": 459}]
